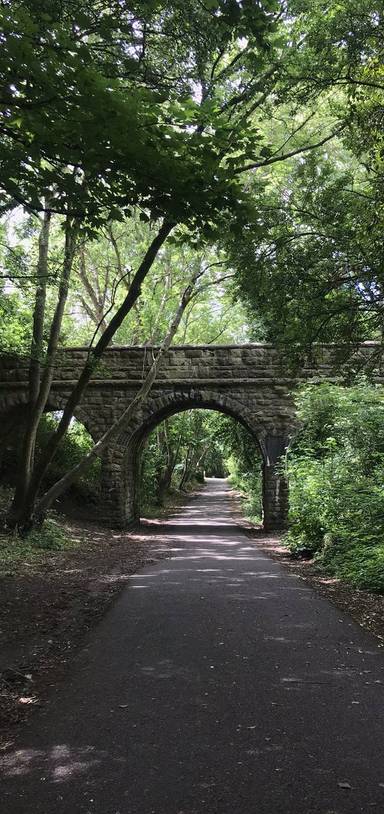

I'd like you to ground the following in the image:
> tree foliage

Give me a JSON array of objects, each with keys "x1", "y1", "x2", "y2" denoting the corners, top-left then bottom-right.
[
  {"x1": 1, "y1": 0, "x2": 384, "y2": 546},
  {"x1": 227, "y1": 0, "x2": 384, "y2": 357},
  {"x1": 230, "y1": 146, "x2": 384, "y2": 354},
  {"x1": 1, "y1": 0, "x2": 285, "y2": 530},
  {"x1": 1, "y1": 0, "x2": 281, "y2": 231}
]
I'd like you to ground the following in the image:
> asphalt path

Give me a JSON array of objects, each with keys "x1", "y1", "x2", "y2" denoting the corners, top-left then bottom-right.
[{"x1": 2, "y1": 478, "x2": 384, "y2": 814}]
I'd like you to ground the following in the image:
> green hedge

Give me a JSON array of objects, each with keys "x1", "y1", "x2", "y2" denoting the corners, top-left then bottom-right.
[{"x1": 285, "y1": 382, "x2": 384, "y2": 592}]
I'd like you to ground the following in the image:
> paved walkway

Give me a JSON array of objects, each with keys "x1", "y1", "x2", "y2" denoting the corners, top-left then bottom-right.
[{"x1": 2, "y1": 479, "x2": 384, "y2": 813}]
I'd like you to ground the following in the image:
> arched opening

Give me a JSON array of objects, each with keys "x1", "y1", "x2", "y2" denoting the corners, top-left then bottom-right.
[
  {"x1": 99, "y1": 388, "x2": 290, "y2": 531},
  {"x1": 0, "y1": 388, "x2": 290, "y2": 530},
  {"x1": 138, "y1": 408, "x2": 263, "y2": 522},
  {"x1": 0, "y1": 402, "x2": 100, "y2": 520},
  {"x1": 40, "y1": 412, "x2": 101, "y2": 519}
]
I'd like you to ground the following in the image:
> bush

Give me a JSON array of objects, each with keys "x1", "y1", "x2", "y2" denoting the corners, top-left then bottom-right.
[
  {"x1": 0, "y1": 517, "x2": 74, "y2": 574},
  {"x1": 228, "y1": 455, "x2": 262, "y2": 522},
  {"x1": 40, "y1": 415, "x2": 100, "y2": 499},
  {"x1": 285, "y1": 381, "x2": 384, "y2": 592},
  {"x1": 322, "y1": 540, "x2": 384, "y2": 593},
  {"x1": 26, "y1": 518, "x2": 72, "y2": 551}
]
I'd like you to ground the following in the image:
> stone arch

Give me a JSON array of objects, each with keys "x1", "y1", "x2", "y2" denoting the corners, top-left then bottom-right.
[
  {"x1": 0, "y1": 391, "x2": 100, "y2": 500},
  {"x1": 117, "y1": 389, "x2": 265, "y2": 449},
  {"x1": 0, "y1": 390, "x2": 99, "y2": 445},
  {"x1": 100, "y1": 388, "x2": 289, "y2": 531}
]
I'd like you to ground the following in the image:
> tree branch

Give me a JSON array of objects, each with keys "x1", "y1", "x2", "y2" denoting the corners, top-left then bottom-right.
[{"x1": 234, "y1": 126, "x2": 345, "y2": 174}]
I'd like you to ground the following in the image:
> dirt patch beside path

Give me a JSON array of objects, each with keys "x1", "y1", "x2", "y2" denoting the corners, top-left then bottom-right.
[{"x1": 0, "y1": 518, "x2": 170, "y2": 750}]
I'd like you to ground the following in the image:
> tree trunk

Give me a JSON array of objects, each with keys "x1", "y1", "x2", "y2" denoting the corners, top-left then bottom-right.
[
  {"x1": 78, "y1": 245, "x2": 109, "y2": 333},
  {"x1": 8, "y1": 206, "x2": 53, "y2": 519},
  {"x1": 7, "y1": 220, "x2": 175, "y2": 531},
  {"x1": 34, "y1": 261, "x2": 199, "y2": 521},
  {"x1": 179, "y1": 446, "x2": 192, "y2": 491},
  {"x1": 155, "y1": 420, "x2": 185, "y2": 505},
  {"x1": 29, "y1": 205, "x2": 52, "y2": 404},
  {"x1": 155, "y1": 423, "x2": 172, "y2": 504}
]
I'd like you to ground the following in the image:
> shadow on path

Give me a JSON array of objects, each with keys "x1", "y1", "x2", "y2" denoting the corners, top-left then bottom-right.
[{"x1": 2, "y1": 479, "x2": 384, "y2": 813}]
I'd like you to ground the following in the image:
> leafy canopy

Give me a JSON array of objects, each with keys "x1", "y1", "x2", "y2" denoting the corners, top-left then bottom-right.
[{"x1": 0, "y1": 0, "x2": 281, "y2": 236}]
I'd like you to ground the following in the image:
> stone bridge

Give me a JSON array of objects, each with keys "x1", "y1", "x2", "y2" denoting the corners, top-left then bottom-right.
[{"x1": 0, "y1": 343, "x2": 382, "y2": 530}]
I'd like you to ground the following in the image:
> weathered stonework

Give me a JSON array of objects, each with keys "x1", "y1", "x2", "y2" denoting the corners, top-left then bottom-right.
[{"x1": 0, "y1": 343, "x2": 382, "y2": 530}]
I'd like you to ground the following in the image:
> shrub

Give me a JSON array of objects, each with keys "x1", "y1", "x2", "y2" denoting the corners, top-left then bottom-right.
[
  {"x1": 321, "y1": 540, "x2": 384, "y2": 593},
  {"x1": 228, "y1": 455, "x2": 262, "y2": 523},
  {"x1": 285, "y1": 382, "x2": 384, "y2": 592},
  {"x1": 26, "y1": 518, "x2": 72, "y2": 551},
  {"x1": 0, "y1": 518, "x2": 73, "y2": 573},
  {"x1": 0, "y1": 414, "x2": 100, "y2": 503},
  {"x1": 40, "y1": 415, "x2": 100, "y2": 498}
]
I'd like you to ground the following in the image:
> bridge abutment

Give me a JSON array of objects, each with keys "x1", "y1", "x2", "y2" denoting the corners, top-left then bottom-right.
[
  {"x1": 100, "y1": 452, "x2": 138, "y2": 529},
  {"x1": 262, "y1": 464, "x2": 289, "y2": 530},
  {"x1": 262, "y1": 435, "x2": 289, "y2": 531}
]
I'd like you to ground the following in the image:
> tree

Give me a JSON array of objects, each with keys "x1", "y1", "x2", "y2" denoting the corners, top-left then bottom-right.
[
  {"x1": 226, "y1": 0, "x2": 384, "y2": 361},
  {"x1": 67, "y1": 222, "x2": 249, "y2": 346},
  {"x1": 5, "y1": 0, "x2": 380, "y2": 531},
  {"x1": 228, "y1": 145, "x2": 384, "y2": 359},
  {"x1": 33, "y1": 260, "x2": 208, "y2": 517},
  {"x1": 2, "y1": 0, "x2": 286, "y2": 531},
  {"x1": 285, "y1": 381, "x2": 384, "y2": 593}
]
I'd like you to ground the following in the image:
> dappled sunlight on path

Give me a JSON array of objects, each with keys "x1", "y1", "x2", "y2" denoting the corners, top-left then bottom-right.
[{"x1": 2, "y1": 479, "x2": 384, "y2": 814}]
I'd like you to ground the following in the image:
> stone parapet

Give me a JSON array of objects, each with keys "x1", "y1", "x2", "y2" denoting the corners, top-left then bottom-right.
[{"x1": 1, "y1": 342, "x2": 383, "y2": 390}]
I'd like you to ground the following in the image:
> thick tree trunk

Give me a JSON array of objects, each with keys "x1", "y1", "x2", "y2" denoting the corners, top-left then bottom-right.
[
  {"x1": 9, "y1": 206, "x2": 52, "y2": 518},
  {"x1": 155, "y1": 421, "x2": 183, "y2": 504},
  {"x1": 157, "y1": 464, "x2": 174, "y2": 505},
  {"x1": 179, "y1": 446, "x2": 192, "y2": 491}
]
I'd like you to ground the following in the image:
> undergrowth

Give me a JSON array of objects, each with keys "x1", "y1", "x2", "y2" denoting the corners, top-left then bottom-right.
[
  {"x1": 0, "y1": 519, "x2": 75, "y2": 569},
  {"x1": 228, "y1": 467, "x2": 262, "y2": 524},
  {"x1": 0, "y1": 485, "x2": 78, "y2": 573}
]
